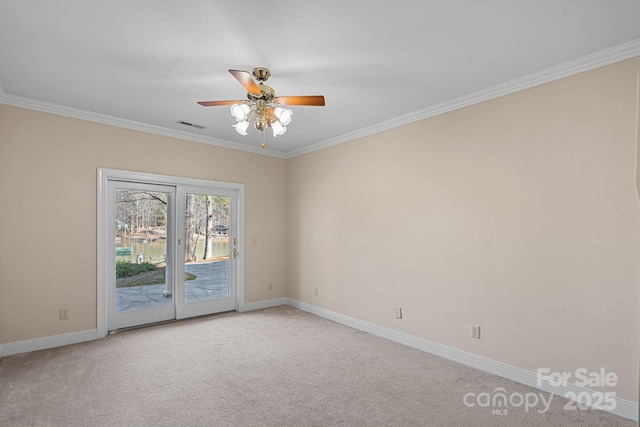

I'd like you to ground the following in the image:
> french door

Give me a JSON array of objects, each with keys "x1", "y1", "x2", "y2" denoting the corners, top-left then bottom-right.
[{"x1": 101, "y1": 171, "x2": 240, "y2": 332}]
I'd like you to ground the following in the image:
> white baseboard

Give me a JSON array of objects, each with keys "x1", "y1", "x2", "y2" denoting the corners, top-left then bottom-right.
[
  {"x1": 0, "y1": 297, "x2": 288, "y2": 358},
  {"x1": 286, "y1": 298, "x2": 638, "y2": 422},
  {"x1": 2, "y1": 299, "x2": 636, "y2": 421},
  {"x1": 0, "y1": 329, "x2": 100, "y2": 358},
  {"x1": 239, "y1": 297, "x2": 286, "y2": 313}
]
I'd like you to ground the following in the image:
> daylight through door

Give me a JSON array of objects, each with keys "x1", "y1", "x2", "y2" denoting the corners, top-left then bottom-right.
[
  {"x1": 107, "y1": 181, "x2": 176, "y2": 330},
  {"x1": 101, "y1": 170, "x2": 241, "y2": 333},
  {"x1": 176, "y1": 188, "x2": 236, "y2": 319}
]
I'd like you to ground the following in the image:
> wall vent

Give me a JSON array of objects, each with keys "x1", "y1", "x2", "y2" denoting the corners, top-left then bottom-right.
[{"x1": 177, "y1": 120, "x2": 206, "y2": 130}]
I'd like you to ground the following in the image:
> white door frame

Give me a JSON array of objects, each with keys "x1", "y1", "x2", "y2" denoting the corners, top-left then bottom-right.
[{"x1": 97, "y1": 168, "x2": 244, "y2": 337}]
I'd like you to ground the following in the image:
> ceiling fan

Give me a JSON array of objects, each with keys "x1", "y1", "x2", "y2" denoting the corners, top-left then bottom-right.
[{"x1": 198, "y1": 67, "x2": 325, "y2": 148}]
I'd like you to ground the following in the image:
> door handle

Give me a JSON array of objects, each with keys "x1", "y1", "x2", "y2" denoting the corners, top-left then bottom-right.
[{"x1": 232, "y1": 237, "x2": 238, "y2": 259}]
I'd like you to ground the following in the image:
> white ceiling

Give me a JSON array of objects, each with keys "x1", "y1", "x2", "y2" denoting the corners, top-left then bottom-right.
[{"x1": 1, "y1": 1, "x2": 640, "y2": 158}]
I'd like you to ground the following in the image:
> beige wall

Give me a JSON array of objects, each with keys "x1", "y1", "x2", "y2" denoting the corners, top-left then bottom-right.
[
  {"x1": 0, "y1": 105, "x2": 288, "y2": 343},
  {"x1": 287, "y1": 57, "x2": 640, "y2": 401},
  {"x1": 1, "y1": 57, "x2": 639, "y2": 402}
]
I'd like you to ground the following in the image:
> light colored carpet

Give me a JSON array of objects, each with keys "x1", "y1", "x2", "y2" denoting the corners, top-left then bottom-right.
[{"x1": 0, "y1": 306, "x2": 635, "y2": 426}]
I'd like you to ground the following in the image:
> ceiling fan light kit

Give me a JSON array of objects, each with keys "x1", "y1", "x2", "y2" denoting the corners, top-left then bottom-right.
[{"x1": 198, "y1": 67, "x2": 325, "y2": 148}]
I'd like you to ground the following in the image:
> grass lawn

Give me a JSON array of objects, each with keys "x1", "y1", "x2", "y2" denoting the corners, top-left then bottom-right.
[{"x1": 116, "y1": 261, "x2": 196, "y2": 288}]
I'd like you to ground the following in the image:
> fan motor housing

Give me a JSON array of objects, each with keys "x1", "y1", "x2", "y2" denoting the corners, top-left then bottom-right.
[{"x1": 249, "y1": 83, "x2": 275, "y2": 102}]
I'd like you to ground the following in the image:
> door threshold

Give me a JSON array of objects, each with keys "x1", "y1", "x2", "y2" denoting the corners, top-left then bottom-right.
[
  {"x1": 107, "y1": 310, "x2": 237, "y2": 335},
  {"x1": 108, "y1": 319, "x2": 177, "y2": 335}
]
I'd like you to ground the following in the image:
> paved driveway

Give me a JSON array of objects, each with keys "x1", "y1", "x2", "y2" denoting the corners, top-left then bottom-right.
[{"x1": 115, "y1": 260, "x2": 229, "y2": 311}]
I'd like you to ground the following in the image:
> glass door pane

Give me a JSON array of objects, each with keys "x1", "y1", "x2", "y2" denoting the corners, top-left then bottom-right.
[
  {"x1": 115, "y1": 188, "x2": 171, "y2": 310},
  {"x1": 107, "y1": 181, "x2": 175, "y2": 330},
  {"x1": 177, "y1": 188, "x2": 236, "y2": 318}
]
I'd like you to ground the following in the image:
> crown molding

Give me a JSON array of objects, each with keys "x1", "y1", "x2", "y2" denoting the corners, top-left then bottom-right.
[
  {"x1": 286, "y1": 38, "x2": 640, "y2": 158},
  {"x1": 2, "y1": 38, "x2": 639, "y2": 160},
  {"x1": 0, "y1": 93, "x2": 288, "y2": 159}
]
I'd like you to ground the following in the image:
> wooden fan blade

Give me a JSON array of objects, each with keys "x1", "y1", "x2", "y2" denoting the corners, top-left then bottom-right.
[
  {"x1": 229, "y1": 69, "x2": 262, "y2": 96},
  {"x1": 275, "y1": 95, "x2": 325, "y2": 106},
  {"x1": 197, "y1": 100, "x2": 244, "y2": 107}
]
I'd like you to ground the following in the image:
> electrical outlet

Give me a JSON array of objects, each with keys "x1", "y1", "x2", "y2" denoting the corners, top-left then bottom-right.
[
  {"x1": 395, "y1": 307, "x2": 403, "y2": 319},
  {"x1": 60, "y1": 308, "x2": 69, "y2": 320},
  {"x1": 268, "y1": 283, "x2": 273, "y2": 291},
  {"x1": 471, "y1": 325, "x2": 481, "y2": 339},
  {"x1": 314, "y1": 288, "x2": 318, "y2": 296}
]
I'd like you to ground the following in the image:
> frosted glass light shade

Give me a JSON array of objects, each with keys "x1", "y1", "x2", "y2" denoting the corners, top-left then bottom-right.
[
  {"x1": 271, "y1": 121, "x2": 287, "y2": 137},
  {"x1": 230, "y1": 103, "x2": 250, "y2": 122},
  {"x1": 233, "y1": 120, "x2": 249, "y2": 135},
  {"x1": 274, "y1": 107, "x2": 293, "y2": 125}
]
